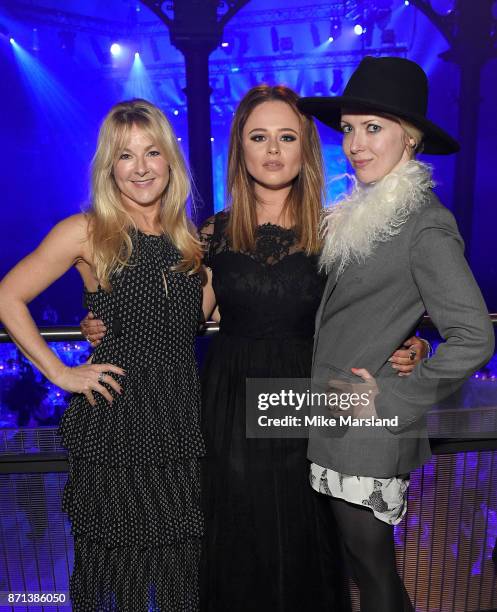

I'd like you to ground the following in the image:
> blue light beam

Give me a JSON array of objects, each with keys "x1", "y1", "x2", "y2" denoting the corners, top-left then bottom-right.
[
  {"x1": 9, "y1": 40, "x2": 90, "y2": 157},
  {"x1": 124, "y1": 52, "x2": 158, "y2": 103}
]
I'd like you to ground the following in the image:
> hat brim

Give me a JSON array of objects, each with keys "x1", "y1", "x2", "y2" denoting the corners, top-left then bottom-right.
[{"x1": 298, "y1": 95, "x2": 460, "y2": 155}]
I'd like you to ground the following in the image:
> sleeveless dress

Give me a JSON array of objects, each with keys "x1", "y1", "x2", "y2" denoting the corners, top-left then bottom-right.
[
  {"x1": 59, "y1": 230, "x2": 205, "y2": 611},
  {"x1": 199, "y1": 212, "x2": 350, "y2": 612}
]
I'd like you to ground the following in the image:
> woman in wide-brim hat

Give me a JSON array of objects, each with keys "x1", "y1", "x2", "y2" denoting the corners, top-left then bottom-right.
[{"x1": 298, "y1": 56, "x2": 493, "y2": 611}]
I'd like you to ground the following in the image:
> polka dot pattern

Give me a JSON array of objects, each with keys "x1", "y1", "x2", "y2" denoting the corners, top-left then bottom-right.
[{"x1": 59, "y1": 230, "x2": 205, "y2": 610}]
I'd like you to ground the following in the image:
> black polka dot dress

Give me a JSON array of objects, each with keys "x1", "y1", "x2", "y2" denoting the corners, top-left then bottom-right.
[{"x1": 59, "y1": 230, "x2": 205, "y2": 611}]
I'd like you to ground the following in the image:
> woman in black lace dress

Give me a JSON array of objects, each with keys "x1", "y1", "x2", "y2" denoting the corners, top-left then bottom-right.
[
  {"x1": 0, "y1": 100, "x2": 205, "y2": 610},
  {"x1": 198, "y1": 86, "x2": 426, "y2": 612}
]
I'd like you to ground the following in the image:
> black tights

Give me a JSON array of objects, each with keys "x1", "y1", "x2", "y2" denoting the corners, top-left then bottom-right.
[{"x1": 329, "y1": 497, "x2": 414, "y2": 612}]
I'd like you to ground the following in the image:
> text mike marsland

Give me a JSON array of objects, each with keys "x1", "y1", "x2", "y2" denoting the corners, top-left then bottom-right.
[{"x1": 257, "y1": 415, "x2": 400, "y2": 428}]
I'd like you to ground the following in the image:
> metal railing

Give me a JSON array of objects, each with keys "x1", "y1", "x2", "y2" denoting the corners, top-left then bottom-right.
[
  {"x1": 0, "y1": 317, "x2": 496, "y2": 473},
  {"x1": 0, "y1": 321, "x2": 221, "y2": 342},
  {"x1": 0, "y1": 315, "x2": 496, "y2": 342}
]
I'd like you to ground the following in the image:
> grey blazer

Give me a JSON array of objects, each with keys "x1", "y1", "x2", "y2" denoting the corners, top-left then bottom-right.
[{"x1": 309, "y1": 194, "x2": 494, "y2": 478}]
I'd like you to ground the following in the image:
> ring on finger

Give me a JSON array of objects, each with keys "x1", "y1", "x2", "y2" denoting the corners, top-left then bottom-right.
[
  {"x1": 409, "y1": 349, "x2": 417, "y2": 361},
  {"x1": 98, "y1": 372, "x2": 106, "y2": 383}
]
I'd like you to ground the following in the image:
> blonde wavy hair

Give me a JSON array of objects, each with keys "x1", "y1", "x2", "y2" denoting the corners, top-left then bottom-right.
[
  {"x1": 88, "y1": 99, "x2": 201, "y2": 290},
  {"x1": 227, "y1": 86, "x2": 324, "y2": 255}
]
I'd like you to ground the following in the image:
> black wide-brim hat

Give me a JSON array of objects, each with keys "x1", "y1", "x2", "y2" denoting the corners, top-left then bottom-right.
[{"x1": 298, "y1": 56, "x2": 459, "y2": 155}]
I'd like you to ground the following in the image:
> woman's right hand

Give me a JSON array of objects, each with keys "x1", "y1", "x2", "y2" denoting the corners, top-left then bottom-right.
[
  {"x1": 81, "y1": 311, "x2": 107, "y2": 347},
  {"x1": 54, "y1": 363, "x2": 125, "y2": 406}
]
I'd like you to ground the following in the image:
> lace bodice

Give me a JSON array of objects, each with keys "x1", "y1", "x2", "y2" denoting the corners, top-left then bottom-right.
[{"x1": 199, "y1": 211, "x2": 325, "y2": 339}]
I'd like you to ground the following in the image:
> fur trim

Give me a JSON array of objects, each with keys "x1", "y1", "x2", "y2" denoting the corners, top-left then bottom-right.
[{"x1": 320, "y1": 160, "x2": 434, "y2": 276}]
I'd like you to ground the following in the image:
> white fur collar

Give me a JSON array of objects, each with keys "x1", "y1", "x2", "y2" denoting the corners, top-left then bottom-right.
[{"x1": 320, "y1": 160, "x2": 434, "y2": 276}]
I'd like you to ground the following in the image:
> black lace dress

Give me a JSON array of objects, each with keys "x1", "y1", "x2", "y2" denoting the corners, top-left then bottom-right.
[
  {"x1": 199, "y1": 212, "x2": 350, "y2": 612},
  {"x1": 59, "y1": 231, "x2": 205, "y2": 611}
]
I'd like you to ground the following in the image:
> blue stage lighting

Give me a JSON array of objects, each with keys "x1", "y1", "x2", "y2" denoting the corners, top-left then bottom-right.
[
  {"x1": 354, "y1": 24, "x2": 364, "y2": 36},
  {"x1": 9, "y1": 40, "x2": 89, "y2": 158},
  {"x1": 404, "y1": 0, "x2": 410, "y2": 5},
  {"x1": 221, "y1": 42, "x2": 229, "y2": 48},
  {"x1": 328, "y1": 37, "x2": 334, "y2": 43},
  {"x1": 10, "y1": 37, "x2": 15, "y2": 44},
  {"x1": 110, "y1": 43, "x2": 121, "y2": 56},
  {"x1": 124, "y1": 51, "x2": 158, "y2": 102},
  {"x1": 173, "y1": 109, "x2": 179, "y2": 116}
]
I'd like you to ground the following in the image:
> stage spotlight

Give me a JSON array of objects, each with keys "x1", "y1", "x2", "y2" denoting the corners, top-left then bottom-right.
[
  {"x1": 173, "y1": 109, "x2": 179, "y2": 116},
  {"x1": 110, "y1": 43, "x2": 121, "y2": 56},
  {"x1": 404, "y1": 0, "x2": 410, "y2": 5},
  {"x1": 330, "y1": 17, "x2": 341, "y2": 41},
  {"x1": 310, "y1": 23, "x2": 321, "y2": 47},
  {"x1": 124, "y1": 50, "x2": 157, "y2": 102},
  {"x1": 328, "y1": 37, "x2": 334, "y2": 43},
  {"x1": 10, "y1": 37, "x2": 15, "y2": 44},
  {"x1": 8, "y1": 40, "x2": 89, "y2": 150},
  {"x1": 354, "y1": 24, "x2": 364, "y2": 36},
  {"x1": 220, "y1": 37, "x2": 235, "y2": 54}
]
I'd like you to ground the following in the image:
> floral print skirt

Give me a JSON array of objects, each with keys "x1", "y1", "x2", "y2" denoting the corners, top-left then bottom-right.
[{"x1": 310, "y1": 463, "x2": 409, "y2": 525}]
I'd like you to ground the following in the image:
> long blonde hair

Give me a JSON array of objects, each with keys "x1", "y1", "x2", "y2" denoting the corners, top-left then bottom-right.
[
  {"x1": 227, "y1": 86, "x2": 324, "y2": 254},
  {"x1": 89, "y1": 99, "x2": 201, "y2": 290}
]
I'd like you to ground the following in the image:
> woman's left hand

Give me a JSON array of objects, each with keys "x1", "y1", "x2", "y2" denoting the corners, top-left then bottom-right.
[
  {"x1": 388, "y1": 336, "x2": 428, "y2": 377},
  {"x1": 349, "y1": 368, "x2": 378, "y2": 417},
  {"x1": 350, "y1": 367, "x2": 375, "y2": 382}
]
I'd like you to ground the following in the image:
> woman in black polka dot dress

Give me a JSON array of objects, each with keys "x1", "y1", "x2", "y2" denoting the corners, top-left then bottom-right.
[{"x1": 0, "y1": 100, "x2": 205, "y2": 610}]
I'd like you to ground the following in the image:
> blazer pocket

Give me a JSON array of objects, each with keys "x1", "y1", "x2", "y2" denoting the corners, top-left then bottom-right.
[
  {"x1": 312, "y1": 363, "x2": 365, "y2": 396},
  {"x1": 324, "y1": 364, "x2": 365, "y2": 384}
]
